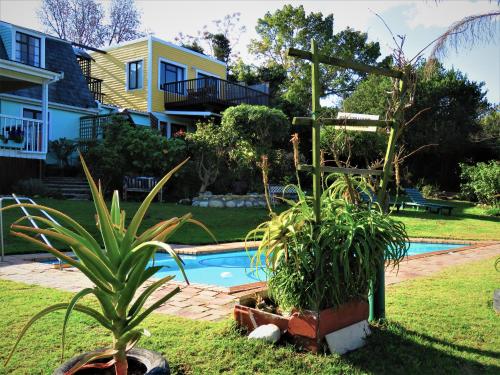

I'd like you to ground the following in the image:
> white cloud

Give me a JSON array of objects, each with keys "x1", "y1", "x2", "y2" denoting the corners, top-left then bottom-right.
[{"x1": 404, "y1": 1, "x2": 499, "y2": 29}]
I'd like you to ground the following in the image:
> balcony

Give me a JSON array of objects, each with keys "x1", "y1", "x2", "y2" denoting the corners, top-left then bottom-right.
[
  {"x1": 85, "y1": 76, "x2": 106, "y2": 103},
  {"x1": 162, "y1": 77, "x2": 269, "y2": 111},
  {"x1": 0, "y1": 114, "x2": 47, "y2": 159}
]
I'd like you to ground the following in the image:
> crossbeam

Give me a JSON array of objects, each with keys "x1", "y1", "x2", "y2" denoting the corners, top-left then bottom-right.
[
  {"x1": 297, "y1": 164, "x2": 383, "y2": 176},
  {"x1": 293, "y1": 117, "x2": 393, "y2": 128},
  {"x1": 287, "y1": 47, "x2": 403, "y2": 79}
]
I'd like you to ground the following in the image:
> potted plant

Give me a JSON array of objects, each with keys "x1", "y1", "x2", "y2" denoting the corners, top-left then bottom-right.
[
  {"x1": 235, "y1": 175, "x2": 409, "y2": 352},
  {"x1": 3, "y1": 156, "x2": 211, "y2": 374},
  {"x1": 8, "y1": 128, "x2": 24, "y2": 143}
]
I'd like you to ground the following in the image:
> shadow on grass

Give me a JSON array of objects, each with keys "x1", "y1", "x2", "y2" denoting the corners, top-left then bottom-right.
[
  {"x1": 394, "y1": 208, "x2": 500, "y2": 224},
  {"x1": 345, "y1": 322, "x2": 500, "y2": 375}
]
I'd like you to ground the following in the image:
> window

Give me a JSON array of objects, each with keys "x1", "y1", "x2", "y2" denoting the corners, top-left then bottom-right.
[
  {"x1": 160, "y1": 61, "x2": 185, "y2": 93},
  {"x1": 15, "y1": 32, "x2": 41, "y2": 67},
  {"x1": 127, "y1": 60, "x2": 143, "y2": 90},
  {"x1": 23, "y1": 108, "x2": 42, "y2": 120}
]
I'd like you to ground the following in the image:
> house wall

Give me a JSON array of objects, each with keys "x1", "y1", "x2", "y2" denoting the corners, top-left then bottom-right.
[
  {"x1": 150, "y1": 39, "x2": 227, "y2": 113},
  {"x1": 0, "y1": 98, "x2": 94, "y2": 164},
  {"x1": 91, "y1": 40, "x2": 149, "y2": 112}
]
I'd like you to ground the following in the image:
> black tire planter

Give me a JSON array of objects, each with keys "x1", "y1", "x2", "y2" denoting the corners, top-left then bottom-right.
[{"x1": 53, "y1": 348, "x2": 169, "y2": 375}]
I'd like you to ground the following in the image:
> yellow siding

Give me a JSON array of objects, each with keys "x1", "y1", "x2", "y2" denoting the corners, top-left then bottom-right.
[
  {"x1": 91, "y1": 40, "x2": 148, "y2": 112},
  {"x1": 150, "y1": 40, "x2": 227, "y2": 112}
]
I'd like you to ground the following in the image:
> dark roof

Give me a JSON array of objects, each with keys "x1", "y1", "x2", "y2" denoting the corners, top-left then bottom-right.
[
  {"x1": 0, "y1": 38, "x2": 8, "y2": 60},
  {"x1": 4, "y1": 39, "x2": 97, "y2": 109}
]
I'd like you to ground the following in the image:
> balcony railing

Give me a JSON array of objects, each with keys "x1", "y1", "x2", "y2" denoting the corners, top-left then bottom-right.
[
  {"x1": 0, "y1": 114, "x2": 47, "y2": 154},
  {"x1": 162, "y1": 77, "x2": 269, "y2": 111},
  {"x1": 85, "y1": 76, "x2": 106, "y2": 103}
]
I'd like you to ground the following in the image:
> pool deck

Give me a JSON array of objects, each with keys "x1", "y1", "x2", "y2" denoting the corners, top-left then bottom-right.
[{"x1": 0, "y1": 239, "x2": 499, "y2": 322}]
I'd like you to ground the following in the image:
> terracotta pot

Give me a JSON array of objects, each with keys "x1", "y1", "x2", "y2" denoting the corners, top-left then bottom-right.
[
  {"x1": 53, "y1": 348, "x2": 169, "y2": 375},
  {"x1": 234, "y1": 300, "x2": 369, "y2": 352}
]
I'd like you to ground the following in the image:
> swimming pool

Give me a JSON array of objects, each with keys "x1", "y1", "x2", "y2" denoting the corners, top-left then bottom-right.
[{"x1": 38, "y1": 242, "x2": 468, "y2": 288}]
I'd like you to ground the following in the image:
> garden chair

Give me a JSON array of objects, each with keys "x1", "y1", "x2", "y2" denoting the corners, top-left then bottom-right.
[
  {"x1": 123, "y1": 176, "x2": 163, "y2": 202},
  {"x1": 402, "y1": 187, "x2": 453, "y2": 215}
]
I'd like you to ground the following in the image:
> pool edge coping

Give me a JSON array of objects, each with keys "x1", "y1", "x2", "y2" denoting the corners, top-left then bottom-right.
[{"x1": 12, "y1": 239, "x2": 498, "y2": 296}]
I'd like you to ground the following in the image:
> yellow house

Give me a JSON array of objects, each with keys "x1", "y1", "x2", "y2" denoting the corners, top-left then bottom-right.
[{"x1": 90, "y1": 35, "x2": 267, "y2": 137}]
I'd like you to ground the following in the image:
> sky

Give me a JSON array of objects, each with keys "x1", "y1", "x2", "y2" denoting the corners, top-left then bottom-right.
[{"x1": 1, "y1": 0, "x2": 499, "y2": 103}]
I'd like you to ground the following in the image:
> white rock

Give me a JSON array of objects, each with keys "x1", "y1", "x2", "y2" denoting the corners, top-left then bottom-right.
[
  {"x1": 208, "y1": 199, "x2": 224, "y2": 208},
  {"x1": 225, "y1": 200, "x2": 236, "y2": 208},
  {"x1": 244, "y1": 200, "x2": 254, "y2": 207},
  {"x1": 325, "y1": 320, "x2": 371, "y2": 355},
  {"x1": 192, "y1": 201, "x2": 200, "y2": 207},
  {"x1": 198, "y1": 201, "x2": 209, "y2": 208},
  {"x1": 236, "y1": 200, "x2": 245, "y2": 208},
  {"x1": 248, "y1": 324, "x2": 281, "y2": 343}
]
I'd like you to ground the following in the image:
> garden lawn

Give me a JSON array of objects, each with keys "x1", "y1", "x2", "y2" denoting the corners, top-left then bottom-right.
[
  {"x1": 0, "y1": 258, "x2": 498, "y2": 374},
  {"x1": 1, "y1": 198, "x2": 498, "y2": 255}
]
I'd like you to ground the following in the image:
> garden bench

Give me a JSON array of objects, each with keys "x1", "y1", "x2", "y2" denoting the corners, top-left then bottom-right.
[
  {"x1": 123, "y1": 176, "x2": 163, "y2": 202},
  {"x1": 268, "y1": 184, "x2": 300, "y2": 203}
]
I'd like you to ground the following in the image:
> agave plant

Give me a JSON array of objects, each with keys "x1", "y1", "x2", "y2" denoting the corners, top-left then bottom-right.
[
  {"x1": 247, "y1": 181, "x2": 408, "y2": 312},
  {"x1": 2, "y1": 156, "x2": 211, "y2": 375}
]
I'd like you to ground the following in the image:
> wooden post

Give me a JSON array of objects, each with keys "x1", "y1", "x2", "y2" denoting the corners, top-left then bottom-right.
[
  {"x1": 372, "y1": 76, "x2": 406, "y2": 321},
  {"x1": 311, "y1": 39, "x2": 322, "y2": 224}
]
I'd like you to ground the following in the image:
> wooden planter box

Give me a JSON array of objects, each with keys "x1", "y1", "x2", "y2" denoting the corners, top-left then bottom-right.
[{"x1": 234, "y1": 299, "x2": 369, "y2": 352}]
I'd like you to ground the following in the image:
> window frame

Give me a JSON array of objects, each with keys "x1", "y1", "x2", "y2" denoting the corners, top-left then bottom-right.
[
  {"x1": 126, "y1": 59, "x2": 143, "y2": 91},
  {"x1": 15, "y1": 31, "x2": 41, "y2": 67},
  {"x1": 158, "y1": 58, "x2": 187, "y2": 93}
]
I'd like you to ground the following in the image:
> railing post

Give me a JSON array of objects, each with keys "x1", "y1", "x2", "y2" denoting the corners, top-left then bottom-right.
[
  {"x1": 41, "y1": 81, "x2": 49, "y2": 153},
  {"x1": 311, "y1": 39, "x2": 322, "y2": 224}
]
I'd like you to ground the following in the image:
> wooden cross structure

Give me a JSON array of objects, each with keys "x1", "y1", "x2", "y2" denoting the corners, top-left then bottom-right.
[{"x1": 287, "y1": 39, "x2": 407, "y2": 321}]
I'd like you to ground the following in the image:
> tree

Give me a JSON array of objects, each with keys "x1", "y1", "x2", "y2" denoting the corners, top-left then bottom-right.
[
  {"x1": 339, "y1": 63, "x2": 489, "y2": 188},
  {"x1": 186, "y1": 105, "x2": 290, "y2": 193},
  {"x1": 174, "y1": 13, "x2": 245, "y2": 64},
  {"x1": 185, "y1": 121, "x2": 233, "y2": 193},
  {"x1": 106, "y1": 0, "x2": 145, "y2": 46},
  {"x1": 38, "y1": 0, "x2": 144, "y2": 47},
  {"x1": 208, "y1": 33, "x2": 231, "y2": 62},
  {"x1": 249, "y1": 5, "x2": 384, "y2": 115}
]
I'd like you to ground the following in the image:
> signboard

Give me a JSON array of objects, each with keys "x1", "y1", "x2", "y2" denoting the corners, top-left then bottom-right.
[{"x1": 335, "y1": 112, "x2": 379, "y2": 132}]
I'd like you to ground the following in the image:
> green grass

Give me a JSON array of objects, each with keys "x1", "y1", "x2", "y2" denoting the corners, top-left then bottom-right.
[
  {"x1": 1, "y1": 198, "x2": 498, "y2": 255},
  {"x1": 0, "y1": 258, "x2": 498, "y2": 374}
]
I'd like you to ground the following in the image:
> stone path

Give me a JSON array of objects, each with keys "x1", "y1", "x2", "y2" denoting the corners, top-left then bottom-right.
[{"x1": 0, "y1": 240, "x2": 498, "y2": 322}]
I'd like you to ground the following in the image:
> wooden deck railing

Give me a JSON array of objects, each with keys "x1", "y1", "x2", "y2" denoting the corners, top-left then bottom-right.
[{"x1": 162, "y1": 77, "x2": 269, "y2": 110}]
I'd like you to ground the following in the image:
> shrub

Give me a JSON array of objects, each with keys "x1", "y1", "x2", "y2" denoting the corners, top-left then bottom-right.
[
  {"x1": 11, "y1": 179, "x2": 49, "y2": 197},
  {"x1": 460, "y1": 160, "x2": 500, "y2": 206},
  {"x1": 420, "y1": 184, "x2": 439, "y2": 199},
  {"x1": 248, "y1": 181, "x2": 408, "y2": 311},
  {"x1": 81, "y1": 116, "x2": 188, "y2": 193}
]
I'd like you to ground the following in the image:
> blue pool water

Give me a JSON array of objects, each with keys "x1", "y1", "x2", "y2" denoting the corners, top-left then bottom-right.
[{"x1": 40, "y1": 242, "x2": 467, "y2": 287}]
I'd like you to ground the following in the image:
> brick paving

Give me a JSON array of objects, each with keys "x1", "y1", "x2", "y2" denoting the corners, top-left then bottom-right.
[{"x1": 0, "y1": 240, "x2": 498, "y2": 322}]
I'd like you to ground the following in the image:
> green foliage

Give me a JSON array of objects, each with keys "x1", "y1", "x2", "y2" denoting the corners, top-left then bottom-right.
[
  {"x1": 1, "y1": 157, "x2": 209, "y2": 373},
  {"x1": 49, "y1": 138, "x2": 77, "y2": 168},
  {"x1": 187, "y1": 105, "x2": 290, "y2": 192},
  {"x1": 81, "y1": 116, "x2": 188, "y2": 192},
  {"x1": 11, "y1": 179, "x2": 49, "y2": 197},
  {"x1": 460, "y1": 160, "x2": 500, "y2": 206},
  {"x1": 248, "y1": 181, "x2": 408, "y2": 311},
  {"x1": 341, "y1": 63, "x2": 489, "y2": 188},
  {"x1": 477, "y1": 107, "x2": 500, "y2": 158},
  {"x1": 208, "y1": 33, "x2": 231, "y2": 62},
  {"x1": 249, "y1": 4, "x2": 383, "y2": 115},
  {"x1": 420, "y1": 184, "x2": 440, "y2": 199},
  {"x1": 320, "y1": 127, "x2": 387, "y2": 168}
]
